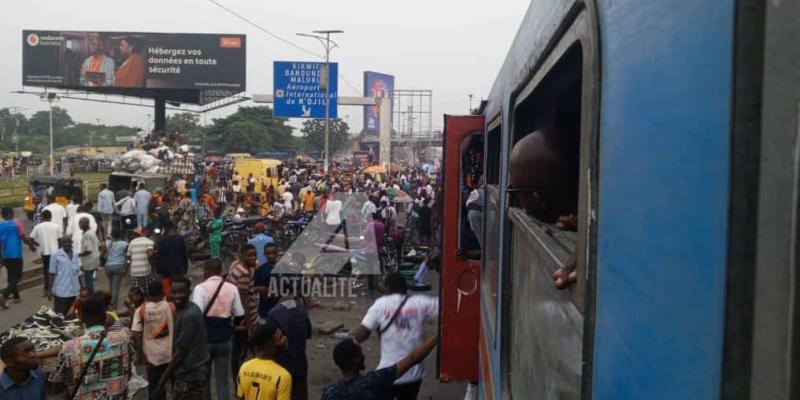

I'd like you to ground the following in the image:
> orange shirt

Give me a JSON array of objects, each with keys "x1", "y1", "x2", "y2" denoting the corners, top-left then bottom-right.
[
  {"x1": 203, "y1": 193, "x2": 216, "y2": 208},
  {"x1": 114, "y1": 53, "x2": 145, "y2": 87},
  {"x1": 302, "y1": 192, "x2": 316, "y2": 212}
]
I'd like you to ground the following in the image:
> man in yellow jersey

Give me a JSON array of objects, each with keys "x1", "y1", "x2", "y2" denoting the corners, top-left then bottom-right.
[{"x1": 237, "y1": 322, "x2": 292, "y2": 400}]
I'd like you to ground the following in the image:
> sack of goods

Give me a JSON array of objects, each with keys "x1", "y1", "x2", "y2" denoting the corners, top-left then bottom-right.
[{"x1": 113, "y1": 150, "x2": 163, "y2": 173}]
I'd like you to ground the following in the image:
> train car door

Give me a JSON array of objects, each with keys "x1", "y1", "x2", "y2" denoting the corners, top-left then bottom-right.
[{"x1": 438, "y1": 114, "x2": 485, "y2": 381}]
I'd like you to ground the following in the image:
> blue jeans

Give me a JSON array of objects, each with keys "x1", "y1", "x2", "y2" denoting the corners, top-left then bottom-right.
[
  {"x1": 105, "y1": 266, "x2": 125, "y2": 309},
  {"x1": 137, "y1": 213, "x2": 149, "y2": 229},
  {"x1": 204, "y1": 341, "x2": 231, "y2": 400}
]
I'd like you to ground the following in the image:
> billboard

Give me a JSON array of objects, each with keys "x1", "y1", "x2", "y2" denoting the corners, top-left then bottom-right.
[
  {"x1": 22, "y1": 30, "x2": 245, "y2": 91},
  {"x1": 363, "y1": 71, "x2": 394, "y2": 133}
]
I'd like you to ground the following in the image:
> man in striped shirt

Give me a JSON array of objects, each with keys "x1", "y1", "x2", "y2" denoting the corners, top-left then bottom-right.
[
  {"x1": 228, "y1": 243, "x2": 259, "y2": 382},
  {"x1": 127, "y1": 227, "x2": 156, "y2": 293}
]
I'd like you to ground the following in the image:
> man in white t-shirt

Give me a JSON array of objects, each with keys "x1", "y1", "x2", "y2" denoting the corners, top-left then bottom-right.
[
  {"x1": 65, "y1": 205, "x2": 97, "y2": 260},
  {"x1": 353, "y1": 273, "x2": 439, "y2": 398},
  {"x1": 282, "y1": 190, "x2": 294, "y2": 216},
  {"x1": 323, "y1": 193, "x2": 346, "y2": 248},
  {"x1": 65, "y1": 197, "x2": 79, "y2": 221},
  {"x1": 43, "y1": 197, "x2": 67, "y2": 230},
  {"x1": 29, "y1": 210, "x2": 63, "y2": 296},
  {"x1": 191, "y1": 259, "x2": 244, "y2": 400},
  {"x1": 324, "y1": 196, "x2": 343, "y2": 227},
  {"x1": 132, "y1": 280, "x2": 174, "y2": 400}
]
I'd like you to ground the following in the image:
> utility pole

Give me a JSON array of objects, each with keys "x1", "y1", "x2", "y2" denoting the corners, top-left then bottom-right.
[
  {"x1": 1, "y1": 106, "x2": 26, "y2": 142},
  {"x1": 13, "y1": 117, "x2": 20, "y2": 153},
  {"x1": 41, "y1": 93, "x2": 58, "y2": 175},
  {"x1": 297, "y1": 29, "x2": 343, "y2": 174},
  {"x1": 146, "y1": 113, "x2": 151, "y2": 137},
  {"x1": 92, "y1": 118, "x2": 101, "y2": 147},
  {"x1": 468, "y1": 94, "x2": 474, "y2": 112},
  {"x1": 407, "y1": 105, "x2": 415, "y2": 166}
]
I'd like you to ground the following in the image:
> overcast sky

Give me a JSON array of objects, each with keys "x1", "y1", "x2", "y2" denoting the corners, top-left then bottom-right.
[{"x1": 0, "y1": 0, "x2": 529, "y2": 135}]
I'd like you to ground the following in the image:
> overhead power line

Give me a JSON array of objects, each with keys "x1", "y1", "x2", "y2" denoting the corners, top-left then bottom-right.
[
  {"x1": 208, "y1": 0, "x2": 322, "y2": 59},
  {"x1": 339, "y1": 75, "x2": 362, "y2": 95},
  {"x1": 209, "y1": 0, "x2": 362, "y2": 96}
]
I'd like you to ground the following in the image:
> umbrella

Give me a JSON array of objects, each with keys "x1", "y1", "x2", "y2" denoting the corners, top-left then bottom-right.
[
  {"x1": 392, "y1": 195, "x2": 414, "y2": 204},
  {"x1": 296, "y1": 155, "x2": 316, "y2": 163},
  {"x1": 363, "y1": 165, "x2": 386, "y2": 174},
  {"x1": 389, "y1": 163, "x2": 406, "y2": 172},
  {"x1": 387, "y1": 188, "x2": 409, "y2": 198},
  {"x1": 388, "y1": 188, "x2": 413, "y2": 203}
]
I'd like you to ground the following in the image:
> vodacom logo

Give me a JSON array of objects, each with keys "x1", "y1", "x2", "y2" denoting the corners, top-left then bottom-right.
[{"x1": 27, "y1": 33, "x2": 40, "y2": 46}]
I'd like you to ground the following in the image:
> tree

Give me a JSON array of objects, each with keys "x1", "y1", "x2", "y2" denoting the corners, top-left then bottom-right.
[
  {"x1": 24, "y1": 107, "x2": 73, "y2": 136},
  {"x1": 300, "y1": 118, "x2": 350, "y2": 155},
  {"x1": 205, "y1": 106, "x2": 296, "y2": 153},
  {"x1": 166, "y1": 112, "x2": 204, "y2": 144},
  {"x1": 60, "y1": 123, "x2": 140, "y2": 148}
]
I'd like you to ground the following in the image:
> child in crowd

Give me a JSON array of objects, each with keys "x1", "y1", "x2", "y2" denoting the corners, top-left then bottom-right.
[
  {"x1": 65, "y1": 287, "x2": 91, "y2": 319},
  {"x1": 118, "y1": 287, "x2": 145, "y2": 326}
]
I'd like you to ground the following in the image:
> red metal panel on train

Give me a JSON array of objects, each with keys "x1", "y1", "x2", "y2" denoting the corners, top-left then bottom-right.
[{"x1": 438, "y1": 114, "x2": 484, "y2": 381}]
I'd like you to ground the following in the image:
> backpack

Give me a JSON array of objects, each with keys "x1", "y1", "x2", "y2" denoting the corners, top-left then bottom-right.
[{"x1": 138, "y1": 301, "x2": 176, "y2": 340}]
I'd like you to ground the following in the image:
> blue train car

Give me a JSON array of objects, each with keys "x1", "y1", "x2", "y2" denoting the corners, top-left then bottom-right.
[{"x1": 465, "y1": 0, "x2": 800, "y2": 398}]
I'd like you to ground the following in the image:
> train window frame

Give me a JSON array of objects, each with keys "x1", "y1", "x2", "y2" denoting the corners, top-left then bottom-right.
[
  {"x1": 508, "y1": 41, "x2": 587, "y2": 308},
  {"x1": 500, "y1": 1, "x2": 601, "y2": 396},
  {"x1": 481, "y1": 113, "x2": 503, "y2": 341}
]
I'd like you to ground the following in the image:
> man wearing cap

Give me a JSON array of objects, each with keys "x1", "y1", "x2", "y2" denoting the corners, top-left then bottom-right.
[{"x1": 247, "y1": 223, "x2": 274, "y2": 267}]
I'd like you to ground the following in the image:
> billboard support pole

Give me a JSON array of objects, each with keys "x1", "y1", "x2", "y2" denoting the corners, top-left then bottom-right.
[
  {"x1": 154, "y1": 96, "x2": 166, "y2": 133},
  {"x1": 379, "y1": 96, "x2": 391, "y2": 166}
]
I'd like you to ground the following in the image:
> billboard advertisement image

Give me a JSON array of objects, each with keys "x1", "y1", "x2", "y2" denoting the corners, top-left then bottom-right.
[
  {"x1": 22, "y1": 30, "x2": 245, "y2": 91},
  {"x1": 363, "y1": 71, "x2": 394, "y2": 133}
]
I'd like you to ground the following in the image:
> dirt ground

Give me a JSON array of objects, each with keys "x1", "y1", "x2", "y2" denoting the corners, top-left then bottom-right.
[
  {"x1": 0, "y1": 253, "x2": 464, "y2": 400},
  {"x1": 295, "y1": 273, "x2": 464, "y2": 400}
]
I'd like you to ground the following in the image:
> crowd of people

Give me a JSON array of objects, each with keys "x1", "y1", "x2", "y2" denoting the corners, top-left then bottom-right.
[{"x1": 0, "y1": 156, "x2": 449, "y2": 400}]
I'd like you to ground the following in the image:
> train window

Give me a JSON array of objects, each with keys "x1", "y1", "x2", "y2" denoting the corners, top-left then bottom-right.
[
  {"x1": 510, "y1": 44, "x2": 581, "y2": 227},
  {"x1": 485, "y1": 122, "x2": 502, "y2": 185}
]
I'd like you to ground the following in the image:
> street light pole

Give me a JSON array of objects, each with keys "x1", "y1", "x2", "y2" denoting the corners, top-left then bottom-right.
[
  {"x1": 297, "y1": 29, "x2": 343, "y2": 174},
  {"x1": 42, "y1": 93, "x2": 58, "y2": 175},
  {"x1": 36, "y1": 93, "x2": 59, "y2": 174}
]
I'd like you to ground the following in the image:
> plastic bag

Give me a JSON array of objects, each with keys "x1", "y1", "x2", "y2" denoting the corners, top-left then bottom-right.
[{"x1": 127, "y1": 364, "x2": 148, "y2": 399}]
